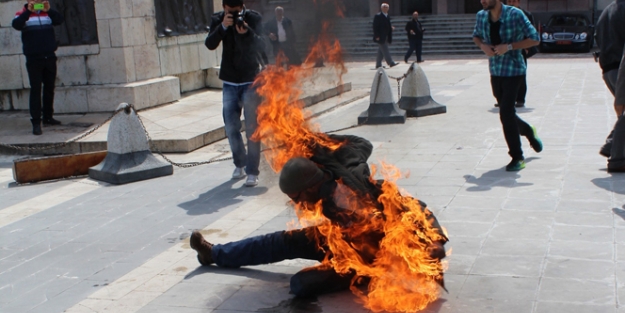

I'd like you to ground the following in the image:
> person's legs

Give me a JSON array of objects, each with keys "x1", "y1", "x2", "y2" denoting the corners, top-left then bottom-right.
[
  {"x1": 241, "y1": 84, "x2": 261, "y2": 177},
  {"x1": 380, "y1": 41, "x2": 395, "y2": 66},
  {"x1": 41, "y1": 57, "x2": 57, "y2": 122},
  {"x1": 222, "y1": 84, "x2": 247, "y2": 170},
  {"x1": 600, "y1": 69, "x2": 619, "y2": 157},
  {"x1": 211, "y1": 228, "x2": 326, "y2": 268},
  {"x1": 284, "y1": 42, "x2": 302, "y2": 65},
  {"x1": 290, "y1": 265, "x2": 356, "y2": 297},
  {"x1": 608, "y1": 114, "x2": 625, "y2": 171},
  {"x1": 493, "y1": 76, "x2": 524, "y2": 162},
  {"x1": 26, "y1": 58, "x2": 44, "y2": 123},
  {"x1": 415, "y1": 38, "x2": 423, "y2": 62},
  {"x1": 404, "y1": 38, "x2": 416, "y2": 62},
  {"x1": 375, "y1": 44, "x2": 384, "y2": 68}
]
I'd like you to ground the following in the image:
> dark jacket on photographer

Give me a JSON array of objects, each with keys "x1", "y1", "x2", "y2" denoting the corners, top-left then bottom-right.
[
  {"x1": 206, "y1": 9, "x2": 265, "y2": 84},
  {"x1": 595, "y1": 0, "x2": 625, "y2": 74},
  {"x1": 12, "y1": 4, "x2": 64, "y2": 59}
]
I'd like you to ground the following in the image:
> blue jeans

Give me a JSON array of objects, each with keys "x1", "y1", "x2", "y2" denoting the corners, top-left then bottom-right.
[
  {"x1": 222, "y1": 83, "x2": 261, "y2": 176},
  {"x1": 211, "y1": 228, "x2": 354, "y2": 297}
]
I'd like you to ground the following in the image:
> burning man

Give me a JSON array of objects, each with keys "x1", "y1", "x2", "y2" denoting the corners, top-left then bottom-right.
[{"x1": 190, "y1": 134, "x2": 448, "y2": 298}]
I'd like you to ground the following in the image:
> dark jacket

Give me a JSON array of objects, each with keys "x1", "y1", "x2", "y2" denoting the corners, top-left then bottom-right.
[
  {"x1": 405, "y1": 18, "x2": 424, "y2": 40},
  {"x1": 519, "y1": 9, "x2": 537, "y2": 58},
  {"x1": 205, "y1": 9, "x2": 265, "y2": 84},
  {"x1": 595, "y1": 0, "x2": 625, "y2": 73},
  {"x1": 264, "y1": 17, "x2": 296, "y2": 44},
  {"x1": 12, "y1": 4, "x2": 64, "y2": 58},
  {"x1": 373, "y1": 12, "x2": 393, "y2": 44}
]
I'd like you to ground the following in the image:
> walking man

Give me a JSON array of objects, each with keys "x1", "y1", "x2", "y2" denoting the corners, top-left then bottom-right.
[
  {"x1": 12, "y1": 0, "x2": 64, "y2": 136},
  {"x1": 404, "y1": 11, "x2": 425, "y2": 63},
  {"x1": 265, "y1": 6, "x2": 301, "y2": 66},
  {"x1": 472, "y1": 0, "x2": 543, "y2": 171},
  {"x1": 507, "y1": 0, "x2": 536, "y2": 108},
  {"x1": 373, "y1": 3, "x2": 398, "y2": 69},
  {"x1": 205, "y1": 0, "x2": 265, "y2": 186}
]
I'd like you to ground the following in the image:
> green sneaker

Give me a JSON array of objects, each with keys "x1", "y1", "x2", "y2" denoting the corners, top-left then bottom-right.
[
  {"x1": 528, "y1": 125, "x2": 543, "y2": 153},
  {"x1": 506, "y1": 159, "x2": 526, "y2": 171}
]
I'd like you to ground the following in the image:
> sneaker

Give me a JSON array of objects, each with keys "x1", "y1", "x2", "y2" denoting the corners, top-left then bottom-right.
[
  {"x1": 494, "y1": 103, "x2": 499, "y2": 107},
  {"x1": 42, "y1": 118, "x2": 61, "y2": 126},
  {"x1": 232, "y1": 167, "x2": 246, "y2": 179},
  {"x1": 515, "y1": 101, "x2": 525, "y2": 108},
  {"x1": 528, "y1": 125, "x2": 543, "y2": 153},
  {"x1": 32, "y1": 123, "x2": 42, "y2": 135},
  {"x1": 245, "y1": 174, "x2": 258, "y2": 187},
  {"x1": 190, "y1": 230, "x2": 213, "y2": 266},
  {"x1": 506, "y1": 159, "x2": 526, "y2": 171}
]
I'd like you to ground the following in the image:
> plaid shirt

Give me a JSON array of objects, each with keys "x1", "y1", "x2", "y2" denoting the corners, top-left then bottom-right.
[{"x1": 472, "y1": 4, "x2": 539, "y2": 77}]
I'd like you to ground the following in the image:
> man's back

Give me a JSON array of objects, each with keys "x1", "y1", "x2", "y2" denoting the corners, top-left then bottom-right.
[{"x1": 596, "y1": 0, "x2": 625, "y2": 73}]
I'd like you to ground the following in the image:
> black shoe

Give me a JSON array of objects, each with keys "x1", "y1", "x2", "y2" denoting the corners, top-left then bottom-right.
[
  {"x1": 190, "y1": 230, "x2": 214, "y2": 266},
  {"x1": 417, "y1": 60, "x2": 424, "y2": 63},
  {"x1": 600, "y1": 142, "x2": 612, "y2": 158},
  {"x1": 389, "y1": 62, "x2": 399, "y2": 68},
  {"x1": 404, "y1": 57, "x2": 408, "y2": 64},
  {"x1": 32, "y1": 123, "x2": 42, "y2": 135},
  {"x1": 515, "y1": 101, "x2": 525, "y2": 108},
  {"x1": 43, "y1": 118, "x2": 61, "y2": 126},
  {"x1": 494, "y1": 103, "x2": 500, "y2": 107}
]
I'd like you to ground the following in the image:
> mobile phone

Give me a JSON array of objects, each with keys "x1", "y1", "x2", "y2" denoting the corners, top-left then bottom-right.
[{"x1": 33, "y1": 3, "x2": 45, "y2": 10}]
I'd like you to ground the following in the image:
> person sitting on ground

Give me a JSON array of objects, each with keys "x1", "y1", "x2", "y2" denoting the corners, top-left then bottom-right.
[{"x1": 189, "y1": 134, "x2": 448, "y2": 297}]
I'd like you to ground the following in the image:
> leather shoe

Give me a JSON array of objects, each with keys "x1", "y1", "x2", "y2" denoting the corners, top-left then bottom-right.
[
  {"x1": 32, "y1": 123, "x2": 42, "y2": 135},
  {"x1": 389, "y1": 62, "x2": 399, "y2": 68},
  {"x1": 43, "y1": 118, "x2": 61, "y2": 126},
  {"x1": 190, "y1": 230, "x2": 214, "y2": 266}
]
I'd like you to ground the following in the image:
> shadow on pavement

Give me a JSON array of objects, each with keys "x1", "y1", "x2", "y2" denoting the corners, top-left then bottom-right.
[
  {"x1": 184, "y1": 265, "x2": 291, "y2": 283},
  {"x1": 463, "y1": 157, "x2": 537, "y2": 191},
  {"x1": 613, "y1": 207, "x2": 625, "y2": 221},
  {"x1": 591, "y1": 175, "x2": 625, "y2": 194},
  {"x1": 487, "y1": 107, "x2": 535, "y2": 114},
  {"x1": 177, "y1": 178, "x2": 268, "y2": 215}
]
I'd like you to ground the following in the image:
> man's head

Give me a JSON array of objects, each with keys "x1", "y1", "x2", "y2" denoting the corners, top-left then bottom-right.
[
  {"x1": 412, "y1": 11, "x2": 419, "y2": 19},
  {"x1": 223, "y1": 0, "x2": 243, "y2": 13},
  {"x1": 380, "y1": 3, "x2": 389, "y2": 14},
  {"x1": 275, "y1": 6, "x2": 284, "y2": 20},
  {"x1": 279, "y1": 157, "x2": 326, "y2": 203},
  {"x1": 480, "y1": 0, "x2": 498, "y2": 10},
  {"x1": 507, "y1": 0, "x2": 520, "y2": 7}
]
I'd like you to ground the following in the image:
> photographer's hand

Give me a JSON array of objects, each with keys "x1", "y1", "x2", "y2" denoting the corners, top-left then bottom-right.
[
  {"x1": 235, "y1": 22, "x2": 248, "y2": 34},
  {"x1": 222, "y1": 12, "x2": 234, "y2": 28},
  {"x1": 27, "y1": 1, "x2": 35, "y2": 12},
  {"x1": 43, "y1": 1, "x2": 50, "y2": 12}
]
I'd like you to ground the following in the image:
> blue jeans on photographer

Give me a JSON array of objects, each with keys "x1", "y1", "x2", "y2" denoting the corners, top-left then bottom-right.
[{"x1": 222, "y1": 82, "x2": 261, "y2": 176}]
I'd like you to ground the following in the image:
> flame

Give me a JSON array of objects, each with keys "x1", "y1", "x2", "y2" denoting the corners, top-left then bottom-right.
[{"x1": 253, "y1": 12, "x2": 446, "y2": 313}]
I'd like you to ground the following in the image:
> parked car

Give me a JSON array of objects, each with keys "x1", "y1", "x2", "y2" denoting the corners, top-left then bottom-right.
[{"x1": 539, "y1": 14, "x2": 594, "y2": 53}]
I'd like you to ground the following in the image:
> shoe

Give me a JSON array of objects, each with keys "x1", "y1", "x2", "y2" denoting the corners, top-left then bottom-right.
[
  {"x1": 190, "y1": 231, "x2": 214, "y2": 266},
  {"x1": 528, "y1": 125, "x2": 543, "y2": 153},
  {"x1": 43, "y1": 118, "x2": 61, "y2": 126},
  {"x1": 608, "y1": 164, "x2": 625, "y2": 173},
  {"x1": 505, "y1": 159, "x2": 526, "y2": 171},
  {"x1": 32, "y1": 123, "x2": 42, "y2": 136},
  {"x1": 515, "y1": 101, "x2": 525, "y2": 108},
  {"x1": 404, "y1": 58, "x2": 408, "y2": 64},
  {"x1": 417, "y1": 60, "x2": 424, "y2": 63},
  {"x1": 389, "y1": 62, "x2": 399, "y2": 68},
  {"x1": 244, "y1": 174, "x2": 258, "y2": 187},
  {"x1": 494, "y1": 103, "x2": 499, "y2": 107},
  {"x1": 600, "y1": 142, "x2": 612, "y2": 158},
  {"x1": 232, "y1": 167, "x2": 246, "y2": 179}
]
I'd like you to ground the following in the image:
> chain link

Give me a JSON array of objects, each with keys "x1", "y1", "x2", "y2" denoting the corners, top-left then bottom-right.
[
  {"x1": 387, "y1": 72, "x2": 408, "y2": 101},
  {"x1": 0, "y1": 108, "x2": 125, "y2": 151}
]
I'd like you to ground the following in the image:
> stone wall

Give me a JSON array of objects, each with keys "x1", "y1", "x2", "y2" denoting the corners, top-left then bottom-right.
[{"x1": 0, "y1": 0, "x2": 222, "y2": 113}]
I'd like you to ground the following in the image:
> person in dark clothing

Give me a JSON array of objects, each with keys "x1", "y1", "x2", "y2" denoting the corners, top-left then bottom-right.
[
  {"x1": 189, "y1": 134, "x2": 448, "y2": 297},
  {"x1": 205, "y1": 0, "x2": 266, "y2": 187},
  {"x1": 507, "y1": 0, "x2": 535, "y2": 108},
  {"x1": 595, "y1": 0, "x2": 625, "y2": 159},
  {"x1": 607, "y1": 52, "x2": 625, "y2": 172},
  {"x1": 12, "y1": 0, "x2": 64, "y2": 136},
  {"x1": 373, "y1": 3, "x2": 398, "y2": 69},
  {"x1": 473, "y1": 0, "x2": 542, "y2": 171},
  {"x1": 404, "y1": 11, "x2": 425, "y2": 63},
  {"x1": 264, "y1": 6, "x2": 301, "y2": 66}
]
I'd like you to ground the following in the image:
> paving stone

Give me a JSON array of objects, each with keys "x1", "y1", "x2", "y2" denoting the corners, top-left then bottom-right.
[
  {"x1": 535, "y1": 302, "x2": 617, "y2": 313},
  {"x1": 470, "y1": 255, "x2": 543, "y2": 277},
  {"x1": 551, "y1": 225, "x2": 614, "y2": 243},
  {"x1": 537, "y1": 278, "x2": 614, "y2": 305},
  {"x1": 549, "y1": 241, "x2": 614, "y2": 261},
  {"x1": 481, "y1": 239, "x2": 549, "y2": 257},
  {"x1": 458, "y1": 276, "x2": 539, "y2": 301}
]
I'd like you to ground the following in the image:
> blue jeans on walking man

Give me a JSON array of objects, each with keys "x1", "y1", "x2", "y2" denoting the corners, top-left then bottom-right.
[
  {"x1": 404, "y1": 37, "x2": 423, "y2": 62},
  {"x1": 222, "y1": 83, "x2": 261, "y2": 176}
]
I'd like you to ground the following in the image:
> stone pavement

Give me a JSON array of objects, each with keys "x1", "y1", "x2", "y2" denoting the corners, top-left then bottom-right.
[{"x1": 1, "y1": 57, "x2": 625, "y2": 313}]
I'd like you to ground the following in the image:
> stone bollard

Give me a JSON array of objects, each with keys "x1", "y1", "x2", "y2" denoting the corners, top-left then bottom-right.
[
  {"x1": 358, "y1": 68, "x2": 406, "y2": 125},
  {"x1": 89, "y1": 103, "x2": 173, "y2": 184},
  {"x1": 398, "y1": 63, "x2": 446, "y2": 117}
]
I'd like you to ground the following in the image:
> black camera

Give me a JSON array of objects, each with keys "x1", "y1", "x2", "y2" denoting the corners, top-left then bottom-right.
[{"x1": 228, "y1": 10, "x2": 246, "y2": 28}]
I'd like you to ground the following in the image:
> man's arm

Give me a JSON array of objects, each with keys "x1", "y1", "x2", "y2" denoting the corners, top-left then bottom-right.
[
  {"x1": 373, "y1": 15, "x2": 380, "y2": 40},
  {"x1": 494, "y1": 11, "x2": 539, "y2": 54},
  {"x1": 12, "y1": 6, "x2": 31, "y2": 31},
  {"x1": 473, "y1": 36, "x2": 496, "y2": 57},
  {"x1": 205, "y1": 15, "x2": 225, "y2": 50}
]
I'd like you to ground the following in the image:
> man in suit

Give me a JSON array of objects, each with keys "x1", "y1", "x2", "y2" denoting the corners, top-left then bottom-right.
[
  {"x1": 373, "y1": 3, "x2": 398, "y2": 69},
  {"x1": 265, "y1": 6, "x2": 301, "y2": 66},
  {"x1": 404, "y1": 11, "x2": 424, "y2": 63}
]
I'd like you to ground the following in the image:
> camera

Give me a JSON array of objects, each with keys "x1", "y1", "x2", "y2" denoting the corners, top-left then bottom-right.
[
  {"x1": 228, "y1": 10, "x2": 246, "y2": 28},
  {"x1": 33, "y1": 3, "x2": 45, "y2": 10}
]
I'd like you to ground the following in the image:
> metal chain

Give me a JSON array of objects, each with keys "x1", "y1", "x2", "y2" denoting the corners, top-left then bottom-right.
[
  {"x1": 0, "y1": 108, "x2": 125, "y2": 151},
  {"x1": 387, "y1": 72, "x2": 408, "y2": 101}
]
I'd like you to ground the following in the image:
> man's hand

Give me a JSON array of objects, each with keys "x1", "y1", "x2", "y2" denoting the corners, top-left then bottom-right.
[
  {"x1": 268, "y1": 33, "x2": 277, "y2": 41},
  {"x1": 222, "y1": 12, "x2": 234, "y2": 28},
  {"x1": 235, "y1": 22, "x2": 248, "y2": 34},
  {"x1": 43, "y1": 1, "x2": 50, "y2": 12},
  {"x1": 27, "y1": 1, "x2": 35, "y2": 12},
  {"x1": 493, "y1": 44, "x2": 510, "y2": 56},
  {"x1": 410, "y1": 30, "x2": 415, "y2": 35},
  {"x1": 391, "y1": 26, "x2": 395, "y2": 30},
  {"x1": 375, "y1": 37, "x2": 380, "y2": 41},
  {"x1": 480, "y1": 43, "x2": 496, "y2": 57}
]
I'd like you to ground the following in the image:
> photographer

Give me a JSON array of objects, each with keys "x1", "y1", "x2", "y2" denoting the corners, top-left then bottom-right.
[
  {"x1": 12, "y1": 0, "x2": 64, "y2": 135},
  {"x1": 205, "y1": 0, "x2": 265, "y2": 187}
]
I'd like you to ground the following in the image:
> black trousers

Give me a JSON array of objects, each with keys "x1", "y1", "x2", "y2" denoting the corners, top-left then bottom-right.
[
  {"x1": 26, "y1": 56, "x2": 57, "y2": 123},
  {"x1": 271, "y1": 41, "x2": 302, "y2": 65},
  {"x1": 491, "y1": 76, "x2": 533, "y2": 160},
  {"x1": 517, "y1": 56, "x2": 528, "y2": 103},
  {"x1": 404, "y1": 37, "x2": 423, "y2": 62}
]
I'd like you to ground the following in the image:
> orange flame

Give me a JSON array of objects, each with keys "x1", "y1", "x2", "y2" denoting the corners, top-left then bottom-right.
[{"x1": 253, "y1": 14, "x2": 446, "y2": 313}]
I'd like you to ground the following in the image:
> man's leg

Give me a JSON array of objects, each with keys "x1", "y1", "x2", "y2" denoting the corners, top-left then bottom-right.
[
  {"x1": 41, "y1": 57, "x2": 57, "y2": 122},
  {"x1": 493, "y1": 76, "x2": 524, "y2": 161},
  {"x1": 242, "y1": 84, "x2": 261, "y2": 177},
  {"x1": 415, "y1": 38, "x2": 423, "y2": 62},
  {"x1": 26, "y1": 58, "x2": 44, "y2": 124},
  {"x1": 211, "y1": 228, "x2": 326, "y2": 268},
  {"x1": 375, "y1": 44, "x2": 384, "y2": 68},
  {"x1": 404, "y1": 39, "x2": 415, "y2": 63},
  {"x1": 608, "y1": 114, "x2": 625, "y2": 172},
  {"x1": 380, "y1": 41, "x2": 395, "y2": 66},
  {"x1": 222, "y1": 84, "x2": 247, "y2": 171},
  {"x1": 601, "y1": 69, "x2": 619, "y2": 157},
  {"x1": 516, "y1": 56, "x2": 528, "y2": 105},
  {"x1": 290, "y1": 265, "x2": 356, "y2": 297}
]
